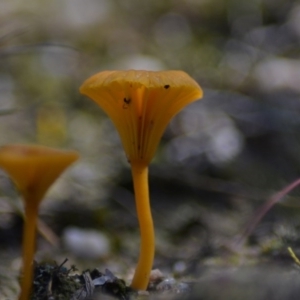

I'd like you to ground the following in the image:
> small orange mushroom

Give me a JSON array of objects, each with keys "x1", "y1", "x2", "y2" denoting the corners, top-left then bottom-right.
[
  {"x1": 80, "y1": 69, "x2": 203, "y2": 290},
  {"x1": 0, "y1": 144, "x2": 79, "y2": 300}
]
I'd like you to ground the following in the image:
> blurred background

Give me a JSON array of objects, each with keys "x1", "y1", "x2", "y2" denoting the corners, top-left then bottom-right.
[{"x1": 1, "y1": 0, "x2": 300, "y2": 297}]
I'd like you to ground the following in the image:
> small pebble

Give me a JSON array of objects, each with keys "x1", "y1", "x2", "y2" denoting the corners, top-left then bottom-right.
[
  {"x1": 156, "y1": 278, "x2": 176, "y2": 291},
  {"x1": 176, "y1": 282, "x2": 191, "y2": 293},
  {"x1": 137, "y1": 290, "x2": 149, "y2": 296},
  {"x1": 149, "y1": 269, "x2": 164, "y2": 283},
  {"x1": 62, "y1": 227, "x2": 110, "y2": 259}
]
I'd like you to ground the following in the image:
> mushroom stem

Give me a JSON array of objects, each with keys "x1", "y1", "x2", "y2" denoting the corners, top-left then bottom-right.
[
  {"x1": 130, "y1": 161, "x2": 155, "y2": 291},
  {"x1": 19, "y1": 198, "x2": 39, "y2": 300}
]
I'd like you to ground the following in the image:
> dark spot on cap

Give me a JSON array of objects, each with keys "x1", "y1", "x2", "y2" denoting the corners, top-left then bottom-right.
[
  {"x1": 164, "y1": 85, "x2": 170, "y2": 89},
  {"x1": 124, "y1": 97, "x2": 131, "y2": 104}
]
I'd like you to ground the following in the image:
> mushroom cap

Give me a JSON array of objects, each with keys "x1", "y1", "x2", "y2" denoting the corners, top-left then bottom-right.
[
  {"x1": 0, "y1": 144, "x2": 79, "y2": 204},
  {"x1": 80, "y1": 70, "x2": 203, "y2": 164}
]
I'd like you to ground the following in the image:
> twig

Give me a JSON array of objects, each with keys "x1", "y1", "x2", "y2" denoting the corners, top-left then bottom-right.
[{"x1": 236, "y1": 178, "x2": 300, "y2": 248}]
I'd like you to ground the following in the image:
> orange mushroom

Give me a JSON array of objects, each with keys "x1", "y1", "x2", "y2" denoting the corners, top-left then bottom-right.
[
  {"x1": 80, "y1": 69, "x2": 203, "y2": 290},
  {"x1": 0, "y1": 144, "x2": 79, "y2": 300}
]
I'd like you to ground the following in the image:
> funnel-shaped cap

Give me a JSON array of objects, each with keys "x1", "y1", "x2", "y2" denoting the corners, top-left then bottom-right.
[
  {"x1": 80, "y1": 70, "x2": 203, "y2": 165},
  {"x1": 0, "y1": 144, "x2": 79, "y2": 204}
]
